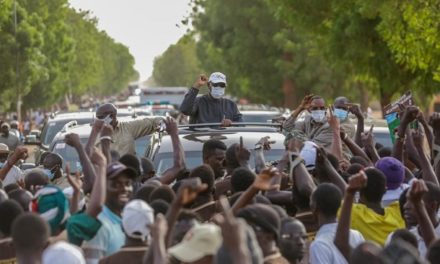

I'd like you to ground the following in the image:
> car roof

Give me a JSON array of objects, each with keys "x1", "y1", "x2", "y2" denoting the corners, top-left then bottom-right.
[
  {"x1": 240, "y1": 110, "x2": 281, "y2": 115},
  {"x1": 48, "y1": 111, "x2": 95, "y2": 121},
  {"x1": 156, "y1": 127, "x2": 285, "y2": 153}
]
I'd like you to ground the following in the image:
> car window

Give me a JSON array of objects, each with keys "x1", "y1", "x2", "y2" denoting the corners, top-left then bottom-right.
[
  {"x1": 51, "y1": 138, "x2": 88, "y2": 174},
  {"x1": 41, "y1": 119, "x2": 92, "y2": 146},
  {"x1": 373, "y1": 130, "x2": 393, "y2": 149},
  {"x1": 154, "y1": 149, "x2": 284, "y2": 175},
  {"x1": 242, "y1": 114, "x2": 278, "y2": 123},
  {"x1": 135, "y1": 135, "x2": 151, "y2": 158}
]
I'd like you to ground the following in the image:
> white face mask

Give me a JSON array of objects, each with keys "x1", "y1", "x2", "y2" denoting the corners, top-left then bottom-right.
[
  {"x1": 210, "y1": 87, "x2": 225, "y2": 99},
  {"x1": 311, "y1": 110, "x2": 326, "y2": 122}
]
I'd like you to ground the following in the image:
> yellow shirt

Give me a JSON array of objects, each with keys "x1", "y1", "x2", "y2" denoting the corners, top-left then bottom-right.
[{"x1": 350, "y1": 201, "x2": 405, "y2": 246}]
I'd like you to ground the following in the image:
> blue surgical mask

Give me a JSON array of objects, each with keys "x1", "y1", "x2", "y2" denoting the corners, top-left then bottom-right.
[
  {"x1": 334, "y1": 108, "x2": 348, "y2": 121},
  {"x1": 43, "y1": 168, "x2": 55, "y2": 180}
]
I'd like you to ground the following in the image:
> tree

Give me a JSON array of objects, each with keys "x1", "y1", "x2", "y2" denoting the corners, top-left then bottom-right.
[{"x1": 152, "y1": 35, "x2": 203, "y2": 87}]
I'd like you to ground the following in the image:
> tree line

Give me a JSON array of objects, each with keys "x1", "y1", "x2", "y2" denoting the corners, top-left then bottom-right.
[
  {"x1": 152, "y1": 0, "x2": 440, "y2": 115},
  {"x1": 0, "y1": 0, "x2": 138, "y2": 116}
]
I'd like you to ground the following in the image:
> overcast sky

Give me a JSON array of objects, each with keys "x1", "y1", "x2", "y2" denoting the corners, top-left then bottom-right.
[{"x1": 68, "y1": 0, "x2": 192, "y2": 81}]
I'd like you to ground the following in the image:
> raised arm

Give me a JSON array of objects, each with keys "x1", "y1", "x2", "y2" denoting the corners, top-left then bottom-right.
[
  {"x1": 283, "y1": 94, "x2": 313, "y2": 132},
  {"x1": 159, "y1": 117, "x2": 186, "y2": 185},
  {"x1": 335, "y1": 171, "x2": 367, "y2": 261},
  {"x1": 341, "y1": 131, "x2": 373, "y2": 166},
  {"x1": 412, "y1": 129, "x2": 439, "y2": 186},
  {"x1": 429, "y1": 113, "x2": 440, "y2": 181},
  {"x1": 99, "y1": 124, "x2": 113, "y2": 164},
  {"x1": 232, "y1": 167, "x2": 278, "y2": 215},
  {"x1": 254, "y1": 136, "x2": 272, "y2": 174},
  {"x1": 408, "y1": 180, "x2": 437, "y2": 247},
  {"x1": 418, "y1": 113, "x2": 433, "y2": 154},
  {"x1": 143, "y1": 214, "x2": 168, "y2": 264},
  {"x1": 235, "y1": 137, "x2": 251, "y2": 170},
  {"x1": 328, "y1": 107, "x2": 343, "y2": 161},
  {"x1": 86, "y1": 147, "x2": 107, "y2": 218},
  {"x1": 0, "y1": 146, "x2": 27, "y2": 181},
  {"x1": 85, "y1": 119, "x2": 103, "y2": 156},
  {"x1": 66, "y1": 165, "x2": 82, "y2": 214},
  {"x1": 179, "y1": 75, "x2": 206, "y2": 116},
  {"x1": 348, "y1": 104, "x2": 365, "y2": 147},
  {"x1": 393, "y1": 106, "x2": 419, "y2": 162},
  {"x1": 64, "y1": 133, "x2": 97, "y2": 194},
  {"x1": 315, "y1": 147, "x2": 347, "y2": 194},
  {"x1": 361, "y1": 125, "x2": 380, "y2": 164}
]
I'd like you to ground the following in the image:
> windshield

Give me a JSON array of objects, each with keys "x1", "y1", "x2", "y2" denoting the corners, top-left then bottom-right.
[
  {"x1": 51, "y1": 138, "x2": 88, "y2": 174},
  {"x1": 154, "y1": 149, "x2": 284, "y2": 175},
  {"x1": 41, "y1": 119, "x2": 92, "y2": 146}
]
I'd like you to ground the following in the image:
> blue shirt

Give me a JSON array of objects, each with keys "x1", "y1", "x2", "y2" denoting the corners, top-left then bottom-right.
[{"x1": 83, "y1": 206, "x2": 125, "y2": 257}]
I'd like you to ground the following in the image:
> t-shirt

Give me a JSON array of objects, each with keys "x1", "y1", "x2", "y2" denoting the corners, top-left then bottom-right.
[
  {"x1": 66, "y1": 213, "x2": 102, "y2": 246},
  {"x1": 382, "y1": 184, "x2": 409, "y2": 207},
  {"x1": 0, "y1": 238, "x2": 16, "y2": 264},
  {"x1": 350, "y1": 201, "x2": 405, "y2": 246},
  {"x1": 1, "y1": 165, "x2": 23, "y2": 187},
  {"x1": 98, "y1": 246, "x2": 148, "y2": 264},
  {"x1": 310, "y1": 223, "x2": 365, "y2": 264},
  {"x1": 83, "y1": 206, "x2": 125, "y2": 262},
  {"x1": 0, "y1": 134, "x2": 20, "y2": 151}
]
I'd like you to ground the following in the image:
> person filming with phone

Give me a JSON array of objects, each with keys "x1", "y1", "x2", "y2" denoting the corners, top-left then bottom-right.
[{"x1": 180, "y1": 72, "x2": 243, "y2": 126}]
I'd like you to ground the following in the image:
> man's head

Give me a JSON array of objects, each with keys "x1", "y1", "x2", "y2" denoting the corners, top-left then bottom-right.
[
  {"x1": 149, "y1": 185, "x2": 176, "y2": 204},
  {"x1": 231, "y1": 167, "x2": 256, "y2": 193},
  {"x1": 1, "y1": 123, "x2": 10, "y2": 137},
  {"x1": 403, "y1": 181, "x2": 440, "y2": 227},
  {"x1": 8, "y1": 189, "x2": 32, "y2": 212},
  {"x1": 189, "y1": 165, "x2": 215, "y2": 196},
  {"x1": 237, "y1": 204, "x2": 281, "y2": 255},
  {"x1": 42, "y1": 152, "x2": 63, "y2": 181},
  {"x1": 96, "y1": 103, "x2": 117, "y2": 127},
  {"x1": 12, "y1": 213, "x2": 50, "y2": 257},
  {"x1": 10, "y1": 121, "x2": 18, "y2": 130},
  {"x1": 106, "y1": 162, "x2": 137, "y2": 212},
  {"x1": 140, "y1": 157, "x2": 156, "y2": 182},
  {"x1": 375, "y1": 157, "x2": 405, "y2": 190},
  {"x1": 360, "y1": 168, "x2": 386, "y2": 204},
  {"x1": 0, "y1": 143, "x2": 10, "y2": 162},
  {"x1": 308, "y1": 96, "x2": 326, "y2": 123},
  {"x1": 279, "y1": 218, "x2": 307, "y2": 262},
  {"x1": 24, "y1": 169, "x2": 50, "y2": 193},
  {"x1": 208, "y1": 72, "x2": 227, "y2": 100},
  {"x1": 225, "y1": 143, "x2": 241, "y2": 175},
  {"x1": 350, "y1": 242, "x2": 382, "y2": 264},
  {"x1": 202, "y1": 139, "x2": 227, "y2": 179},
  {"x1": 134, "y1": 184, "x2": 159, "y2": 203},
  {"x1": 310, "y1": 183, "x2": 342, "y2": 220},
  {"x1": 333, "y1": 97, "x2": 350, "y2": 121},
  {"x1": 168, "y1": 223, "x2": 222, "y2": 264},
  {"x1": 122, "y1": 199, "x2": 154, "y2": 243},
  {"x1": 0, "y1": 200, "x2": 24, "y2": 237},
  {"x1": 119, "y1": 154, "x2": 141, "y2": 179}
]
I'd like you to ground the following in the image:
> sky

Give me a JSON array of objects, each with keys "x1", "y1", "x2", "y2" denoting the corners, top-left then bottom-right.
[{"x1": 68, "y1": 0, "x2": 192, "y2": 81}]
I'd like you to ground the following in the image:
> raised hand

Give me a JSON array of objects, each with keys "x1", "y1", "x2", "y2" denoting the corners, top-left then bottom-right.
[
  {"x1": 327, "y1": 107, "x2": 340, "y2": 131},
  {"x1": 164, "y1": 117, "x2": 178, "y2": 136},
  {"x1": 221, "y1": 119, "x2": 232, "y2": 127},
  {"x1": 298, "y1": 94, "x2": 315, "y2": 110},
  {"x1": 348, "y1": 104, "x2": 363, "y2": 119},
  {"x1": 100, "y1": 124, "x2": 113, "y2": 139},
  {"x1": 66, "y1": 163, "x2": 82, "y2": 193},
  {"x1": 253, "y1": 167, "x2": 280, "y2": 190},
  {"x1": 346, "y1": 171, "x2": 367, "y2": 194},
  {"x1": 176, "y1": 178, "x2": 208, "y2": 206},
  {"x1": 256, "y1": 136, "x2": 274, "y2": 151},
  {"x1": 400, "y1": 106, "x2": 420, "y2": 126},
  {"x1": 90, "y1": 147, "x2": 106, "y2": 167},
  {"x1": 193, "y1": 74, "x2": 208, "y2": 89},
  {"x1": 64, "y1": 133, "x2": 82, "y2": 148},
  {"x1": 235, "y1": 137, "x2": 251, "y2": 163},
  {"x1": 8, "y1": 146, "x2": 28, "y2": 164},
  {"x1": 407, "y1": 179, "x2": 428, "y2": 204},
  {"x1": 412, "y1": 129, "x2": 425, "y2": 148}
]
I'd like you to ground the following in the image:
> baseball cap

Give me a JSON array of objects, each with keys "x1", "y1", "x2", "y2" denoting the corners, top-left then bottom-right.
[
  {"x1": 43, "y1": 241, "x2": 85, "y2": 264},
  {"x1": 375, "y1": 157, "x2": 405, "y2": 190},
  {"x1": 0, "y1": 143, "x2": 9, "y2": 153},
  {"x1": 122, "y1": 199, "x2": 154, "y2": 241},
  {"x1": 106, "y1": 162, "x2": 137, "y2": 180},
  {"x1": 168, "y1": 223, "x2": 223, "y2": 262},
  {"x1": 208, "y1": 72, "x2": 227, "y2": 84}
]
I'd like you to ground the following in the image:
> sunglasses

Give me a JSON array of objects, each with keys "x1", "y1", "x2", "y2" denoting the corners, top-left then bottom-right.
[{"x1": 211, "y1": 83, "x2": 226, "y2": 88}]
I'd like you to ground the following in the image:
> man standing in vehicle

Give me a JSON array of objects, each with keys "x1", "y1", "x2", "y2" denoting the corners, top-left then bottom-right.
[{"x1": 180, "y1": 72, "x2": 243, "y2": 126}]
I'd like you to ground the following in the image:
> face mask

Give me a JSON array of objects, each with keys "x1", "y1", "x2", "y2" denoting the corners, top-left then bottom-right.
[
  {"x1": 334, "y1": 108, "x2": 348, "y2": 121},
  {"x1": 43, "y1": 168, "x2": 55, "y2": 180},
  {"x1": 210, "y1": 87, "x2": 225, "y2": 99},
  {"x1": 311, "y1": 110, "x2": 326, "y2": 123},
  {"x1": 0, "y1": 162, "x2": 4, "y2": 168}
]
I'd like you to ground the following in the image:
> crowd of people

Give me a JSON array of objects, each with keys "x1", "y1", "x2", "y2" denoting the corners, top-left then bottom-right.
[{"x1": 0, "y1": 72, "x2": 440, "y2": 264}]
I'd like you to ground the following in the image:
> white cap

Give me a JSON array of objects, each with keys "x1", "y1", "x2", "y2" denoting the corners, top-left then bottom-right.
[
  {"x1": 0, "y1": 143, "x2": 9, "y2": 153},
  {"x1": 43, "y1": 241, "x2": 85, "y2": 264},
  {"x1": 209, "y1": 72, "x2": 227, "y2": 84},
  {"x1": 122, "y1": 199, "x2": 154, "y2": 241},
  {"x1": 300, "y1": 141, "x2": 318, "y2": 170},
  {"x1": 168, "y1": 224, "x2": 223, "y2": 262}
]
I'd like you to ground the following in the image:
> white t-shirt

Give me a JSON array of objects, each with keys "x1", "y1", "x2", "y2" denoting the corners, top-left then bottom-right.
[
  {"x1": 310, "y1": 223, "x2": 365, "y2": 264},
  {"x1": 386, "y1": 224, "x2": 440, "y2": 257},
  {"x1": 382, "y1": 184, "x2": 410, "y2": 207},
  {"x1": 2, "y1": 164, "x2": 24, "y2": 186}
]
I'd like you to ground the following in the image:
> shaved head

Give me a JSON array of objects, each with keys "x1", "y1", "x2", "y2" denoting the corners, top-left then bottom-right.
[{"x1": 96, "y1": 103, "x2": 117, "y2": 119}]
